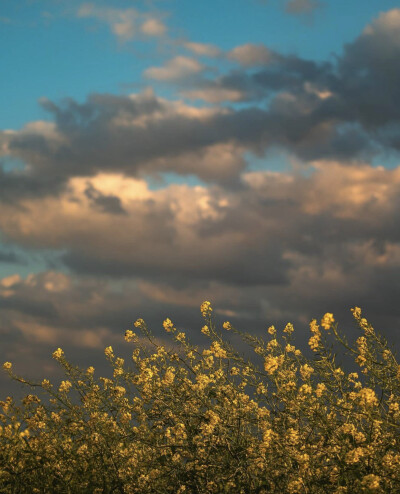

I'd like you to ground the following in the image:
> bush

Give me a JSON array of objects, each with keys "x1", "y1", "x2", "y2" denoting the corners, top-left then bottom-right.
[{"x1": 1, "y1": 302, "x2": 400, "y2": 493}]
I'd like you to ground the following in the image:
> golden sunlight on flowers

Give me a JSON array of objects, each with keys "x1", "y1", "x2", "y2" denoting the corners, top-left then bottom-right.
[
  {"x1": 201, "y1": 325, "x2": 210, "y2": 336},
  {"x1": 222, "y1": 321, "x2": 232, "y2": 330},
  {"x1": 283, "y1": 323, "x2": 294, "y2": 334},
  {"x1": 264, "y1": 356, "x2": 281, "y2": 375},
  {"x1": 361, "y1": 474, "x2": 381, "y2": 491},
  {"x1": 321, "y1": 312, "x2": 335, "y2": 330},
  {"x1": 2, "y1": 362, "x2": 12, "y2": 370},
  {"x1": 351, "y1": 306, "x2": 362, "y2": 320},
  {"x1": 209, "y1": 341, "x2": 227, "y2": 358},
  {"x1": 134, "y1": 318, "x2": 145, "y2": 328},
  {"x1": 58, "y1": 380, "x2": 72, "y2": 393},
  {"x1": 358, "y1": 387, "x2": 378, "y2": 408},
  {"x1": 124, "y1": 330, "x2": 138, "y2": 342},
  {"x1": 200, "y1": 300, "x2": 212, "y2": 318},
  {"x1": 300, "y1": 364, "x2": 314, "y2": 380},
  {"x1": 315, "y1": 383, "x2": 326, "y2": 397},
  {"x1": 52, "y1": 347, "x2": 64, "y2": 360},
  {"x1": 1, "y1": 303, "x2": 399, "y2": 492},
  {"x1": 163, "y1": 318, "x2": 175, "y2": 332}
]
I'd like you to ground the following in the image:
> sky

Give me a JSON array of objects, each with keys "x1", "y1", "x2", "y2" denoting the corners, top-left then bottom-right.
[{"x1": 1, "y1": 0, "x2": 400, "y2": 400}]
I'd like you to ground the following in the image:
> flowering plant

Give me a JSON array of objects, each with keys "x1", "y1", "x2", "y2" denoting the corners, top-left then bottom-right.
[{"x1": 1, "y1": 302, "x2": 400, "y2": 493}]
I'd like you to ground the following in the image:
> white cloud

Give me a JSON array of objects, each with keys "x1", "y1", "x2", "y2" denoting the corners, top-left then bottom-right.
[
  {"x1": 77, "y1": 3, "x2": 166, "y2": 42},
  {"x1": 140, "y1": 18, "x2": 167, "y2": 36},
  {"x1": 183, "y1": 87, "x2": 246, "y2": 103},
  {"x1": 144, "y1": 56, "x2": 205, "y2": 81},
  {"x1": 183, "y1": 41, "x2": 221, "y2": 58},
  {"x1": 362, "y1": 8, "x2": 400, "y2": 44},
  {"x1": 228, "y1": 43, "x2": 273, "y2": 66}
]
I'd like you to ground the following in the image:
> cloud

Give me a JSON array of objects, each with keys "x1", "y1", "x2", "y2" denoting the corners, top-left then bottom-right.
[
  {"x1": 144, "y1": 56, "x2": 205, "y2": 81},
  {"x1": 284, "y1": 0, "x2": 323, "y2": 15},
  {"x1": 183, "y1": 41, "x2": 221, "y2": 58},
  {"x1": 2, "y1": 160, "x2": 400, "y2": 402},
  {"x1": 77, "y1": 3, "x2": 167, "y2": 42},
  {"x1": 1, "y1": 161, "x2": 400, "y2": 292},
  {"x1": 4, "y1": 9, "x2": 400, "y2": 197},
  {"x1": 228, "y1": 43, "x2": 274, "y2": 67},
  {"x1": 140, "y1": 18, "x2": 166, "y2": 37},
  {"x1": 0, "y1": 250, "x2": 25, "y2": 264},
  {"x1": 182, "y1": 87, "x2": 246, "y2": 103}
]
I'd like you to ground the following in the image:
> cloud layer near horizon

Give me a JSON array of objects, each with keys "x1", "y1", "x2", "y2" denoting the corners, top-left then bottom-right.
[{"x1": 1, "y1": 6, "x2": 400, "y2": 400}]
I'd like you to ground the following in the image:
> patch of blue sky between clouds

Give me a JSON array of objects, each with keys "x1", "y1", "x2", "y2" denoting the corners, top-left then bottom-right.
[
  {"x1": 0, "y1": 242, "x2": 69, "y2": 280},
  {"x1": 1, "y1": 157, "x2": 28, "y2": 173},
  {"x1": 145, "y1": 171, "x2": 209, "y2": 191}
]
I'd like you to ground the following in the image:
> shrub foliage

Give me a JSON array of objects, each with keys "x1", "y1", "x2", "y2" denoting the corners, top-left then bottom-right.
[{"x1": 1, "y1": 303, "x2": 400, "y2": 493}]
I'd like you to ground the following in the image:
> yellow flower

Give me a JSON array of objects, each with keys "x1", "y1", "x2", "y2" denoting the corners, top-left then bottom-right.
[
  {"x1": 2, "y1": 362, "x2": 12, "y2": 370},
  {"x1": 268, "y1": 325, "x2": 276, "y2": 335},
  {"x1": 104, "y1": 346, "x2": 114, "y2": 358},
  {"x1": 86, "y1": 366, "x2": 95, "y2": 375},
  {"x1": 351, "y1": 306, "x2": 362, "y2": 319},
  {"x1": 163, "y1": 368, "x2": 175, "y2": 385},
  {"x1": 176, "y1": 332, "x2": 186, "y2": 342},
  {"x1": 256, "y1": 383, "x2": 268, "y2": 394},
  {"x1": 300, "y1": 364, "x2": 314, "y2": 380},
  {"x1": 200, "y1": 301, "x2": 212, "y2": 318},
  {"x1": 308, "y1": 334, "x2": 320, "y2": 351},
  {"x1": 196, "y1": 373, "x2": 211, "y2": 389},
  {"x1": 41, "y1": 379, "x2": 52, "y2": 389},
  {"x1": 201, "y1": 325, "x2": 210, "y2": 336},
  {"x1": 345, "y1": 447, "x2": 365, "y2": 464},
  {"x1": 299, "y1": 384, "x2": 312, "y2": 395},
  {"x1": 358, "y1": 388, "x2": 378, "y2": 408},
  {"x1": 361, "y1": 474, "x2": 380, "y2": 491},
  {"x1": 315, "y1": 383, "x2": 326, "y2": 397},
  {"x1": 222, "y1": 321, "x2": 232, "y2": 330},
  {"x1": 59, "y1": 380, "x2": 72, "y2": 393},
  {"x1": 134, "y1": 318, "x2": 145, "y2": 328},
  {"x1": 321, "y1": 313, "x2": 335, "y2": 330},
  {"x1": 52, "y1": 348, "x2": 64, "y2": 360},
  {"x1": 210, "y1": 341, "x2": 227, "y2": 358},
  {"x1": 283, "y1": 323, "x2": 294, "y2": 334},
  {"x1": 113, "y1": 386, "x2": 126, "y2": 396},
  {"x1": 264, "y1": 356, "x2": 280, "y2": 375},
  {"x1": 125, "y1": 330, "x2": 138, "y2": 342},
  {"x1": 163, "y1": 318, "x2": 175, "y2": 332}
]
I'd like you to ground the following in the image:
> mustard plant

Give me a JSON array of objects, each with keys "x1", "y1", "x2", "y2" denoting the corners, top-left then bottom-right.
[{"x1": 1, "y1": 303, "x2": 400, "y2": 493}]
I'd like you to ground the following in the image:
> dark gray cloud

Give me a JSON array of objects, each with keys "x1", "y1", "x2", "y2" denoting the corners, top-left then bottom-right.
[
  {"x1": 0, "y1": 250, "x2": 24, "y2": 264},
  {"x1": 84, "y1": 183, "x2": 127, "y2": 215},
  {"x1": 2, "y1": 10, "x2": 400, "y2": 201}
]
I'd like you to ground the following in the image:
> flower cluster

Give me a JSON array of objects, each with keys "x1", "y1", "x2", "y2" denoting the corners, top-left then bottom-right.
[{"x1": 1, "y1": 301, "x2": 400, "y2": 493}]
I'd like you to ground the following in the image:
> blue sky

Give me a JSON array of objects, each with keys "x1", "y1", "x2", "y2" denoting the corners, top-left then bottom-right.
[
  {"x1": 1, "y1": 0, "x2": 400, "y2": 399},
  {"x1": 2, "y1": 0, "x2": 399, "y2": 130}
]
